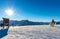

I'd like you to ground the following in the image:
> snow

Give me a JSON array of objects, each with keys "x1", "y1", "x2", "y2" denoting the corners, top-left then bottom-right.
[{"x1": 2, "y1": 25, "x2": 60, "y2": 39}]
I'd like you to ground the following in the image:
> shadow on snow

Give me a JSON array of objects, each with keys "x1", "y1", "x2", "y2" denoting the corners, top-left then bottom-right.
[{"x1": 0, "y1": 28, "x2": 9, "y2": 38}]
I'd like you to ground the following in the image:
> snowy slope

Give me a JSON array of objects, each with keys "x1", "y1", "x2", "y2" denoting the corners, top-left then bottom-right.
[{"x1": 2, "y1": 25, "x2": 60, "y2": 39}]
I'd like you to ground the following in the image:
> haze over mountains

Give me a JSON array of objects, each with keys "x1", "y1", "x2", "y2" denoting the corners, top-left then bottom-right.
[{"x1": 0, "y1": 20, "x2": 60, "y2": 26}]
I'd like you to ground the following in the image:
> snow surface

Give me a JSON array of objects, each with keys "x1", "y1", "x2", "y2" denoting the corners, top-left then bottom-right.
[{"x1": 2, "y1": 25, "x2": 60, "y2": 39}]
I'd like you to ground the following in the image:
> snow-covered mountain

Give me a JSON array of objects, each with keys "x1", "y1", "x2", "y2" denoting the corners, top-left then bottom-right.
[{"x1": 7, "y1": 20, "x2": 50, "y2": 26}]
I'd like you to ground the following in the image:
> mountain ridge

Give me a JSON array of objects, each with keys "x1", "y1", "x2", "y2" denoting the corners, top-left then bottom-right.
[{"x1": 0, "y1": 20, "x2": 60, "y2": 26}]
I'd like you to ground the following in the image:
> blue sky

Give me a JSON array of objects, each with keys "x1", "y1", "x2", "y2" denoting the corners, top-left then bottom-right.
[{"x1": 0, "y1": 0, "x2": 60, "y2": 22}]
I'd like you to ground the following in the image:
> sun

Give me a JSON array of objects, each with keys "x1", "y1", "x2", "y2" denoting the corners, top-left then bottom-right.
[{"x1": 5, "y1": 9, "x2": 13, "y2": 16}]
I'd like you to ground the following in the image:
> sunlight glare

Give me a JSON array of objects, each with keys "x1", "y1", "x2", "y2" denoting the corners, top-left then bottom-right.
[{"x1": 5, "y1": 9, "x2": 13, "y2": 16}]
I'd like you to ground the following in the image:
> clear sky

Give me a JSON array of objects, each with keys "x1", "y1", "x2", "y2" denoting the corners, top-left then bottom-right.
[{"x1": 0, "y1": 0, "x2": 60, "y2": 22}]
